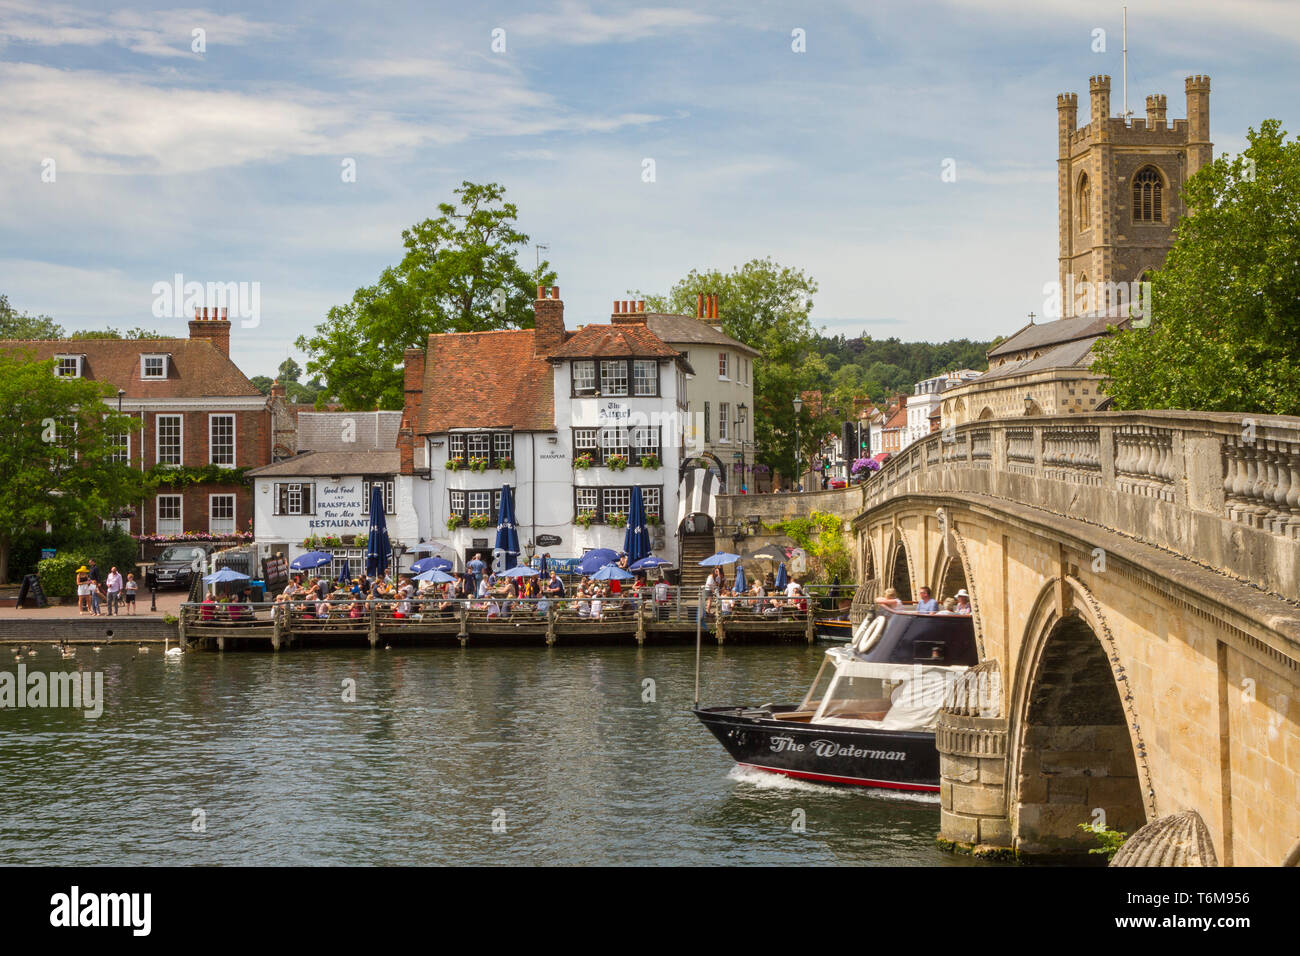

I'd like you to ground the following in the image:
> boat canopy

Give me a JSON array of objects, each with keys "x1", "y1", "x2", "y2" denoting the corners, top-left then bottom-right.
[{"x1": 811, "y1": 658, "x2": 965, "y2": 732}]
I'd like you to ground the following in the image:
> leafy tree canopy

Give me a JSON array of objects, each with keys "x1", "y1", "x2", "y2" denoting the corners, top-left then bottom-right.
[
  {"x1": 1092, "y1": 119, "x2": 1300, "y2": 414},
  {"x1": 0, "y1": 295, "x2": 62, "y2": 339},
  {"x1": 297, "y1": 181, "x2": 555, "y2": 410}
]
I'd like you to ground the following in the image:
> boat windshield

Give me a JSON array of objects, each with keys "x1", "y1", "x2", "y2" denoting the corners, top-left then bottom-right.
[
  {"x1": 815, "y1": 673, "x2": 901, "y2": 723},
  {"x1": 798, "y1": 657, "x2": 836, "y2": 712}
]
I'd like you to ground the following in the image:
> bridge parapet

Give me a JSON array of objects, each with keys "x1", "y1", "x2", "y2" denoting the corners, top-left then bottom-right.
[{"x1": 859, "y1": 410, "x2": 1300, "y2": 603}]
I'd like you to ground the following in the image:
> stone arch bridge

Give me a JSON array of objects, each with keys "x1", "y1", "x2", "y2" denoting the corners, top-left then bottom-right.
[{"x1": 847, "y1": 411, "x2": 1300, "y2": 865}]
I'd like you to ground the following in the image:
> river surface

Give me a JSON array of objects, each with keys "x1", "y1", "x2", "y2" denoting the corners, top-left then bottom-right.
[{"x1": 0, "y1": 642, "x2": 984, "y2": 866}]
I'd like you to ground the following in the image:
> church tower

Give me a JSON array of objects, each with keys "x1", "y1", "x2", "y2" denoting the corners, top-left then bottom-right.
[{"x1": 1057, "y1": 74, "x2": 1212, "y2": 317}]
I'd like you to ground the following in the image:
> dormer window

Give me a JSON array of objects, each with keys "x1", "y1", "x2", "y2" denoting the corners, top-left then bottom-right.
[
  {"x1": 54, "y1": 355, "x2": 82, "y2": 378},
  {"x1": 141, "y1": 354, "x2": 168, "y2": 379}
]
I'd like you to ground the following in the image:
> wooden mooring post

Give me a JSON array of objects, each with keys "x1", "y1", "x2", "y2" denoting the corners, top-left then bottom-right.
[
  {"x1": 545, "y1": 607, "x2": 557, "y2": 646},
  {"x1": 458, "y1": 606, "x2": 469, "y2": 647},
  {"x1": 367, "y1": 604, "x2": 378, "y2": 648}
]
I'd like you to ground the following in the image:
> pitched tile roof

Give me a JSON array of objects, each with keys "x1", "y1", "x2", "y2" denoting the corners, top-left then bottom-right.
[
  {"x1": 0, "y1": 338, "x2": 262, "y2": 398},
  {"x1": 642, "y1": 312, "x2": 761, "y2": 356},
  {"x1": 417, "y1": 329, "x2": 555, "y2": 434},
  {"x1": 248, "y1": 450, "x2": 401, "y2": 477},
  {"x1": 885, "y1": 405, "x2": 908, "y2": 429},
  {"x1": 988, "y1": 311, "x2": 1131, "y2": 358},
  {"x1": 546, "y1": 323, "x2": 683, "y2": 361}
]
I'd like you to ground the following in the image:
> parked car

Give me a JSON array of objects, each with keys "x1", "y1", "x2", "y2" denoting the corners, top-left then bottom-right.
[{"x1": 145, "y1": 544, "x2": 215, "y2": 591}]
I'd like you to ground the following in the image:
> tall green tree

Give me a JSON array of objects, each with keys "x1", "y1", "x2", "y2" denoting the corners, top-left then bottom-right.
[
  {"x1": 0, "y1": 294, "x2": 62, "y2": 339},
  {"x1": 635, "y1": 257, "x2": 820, "y2": 477},
  {"x1": 0, "y1": 352, "x2": 147, "y2": 582},
  {"x1": 1092, "y1": 120, "x2": 1300, "y2": 414},
  {"x1": 297, "y1": 181, "x2": 555, "y2": 409},
  {"x1": 277, "y1": 358, "x2": 302, "y2": 383}
]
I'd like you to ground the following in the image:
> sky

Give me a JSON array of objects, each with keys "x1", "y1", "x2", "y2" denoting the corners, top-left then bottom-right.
[{"x1": 2, "y1": 0, "x2": 1298, "y2": 378}]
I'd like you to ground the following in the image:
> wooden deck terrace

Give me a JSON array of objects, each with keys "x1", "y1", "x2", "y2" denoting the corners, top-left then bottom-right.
[{"x1": 179, "y1": 594, "x2": 830, "y2": 650}]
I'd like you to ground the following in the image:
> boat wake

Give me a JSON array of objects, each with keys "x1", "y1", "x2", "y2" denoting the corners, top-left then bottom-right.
[{"x1": 726, "y1": 765, "x2": 940, "y2": 804}]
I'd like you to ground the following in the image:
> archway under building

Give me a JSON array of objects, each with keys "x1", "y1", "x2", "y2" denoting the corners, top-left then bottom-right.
[{"x1": 1013, "y1": 612, "x2": 1147, "y2": 861}]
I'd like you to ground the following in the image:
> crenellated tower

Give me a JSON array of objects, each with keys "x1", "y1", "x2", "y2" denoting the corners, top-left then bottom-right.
[{"x1": 1056, "y1": 74, "x2": 1211, "y2": 318}]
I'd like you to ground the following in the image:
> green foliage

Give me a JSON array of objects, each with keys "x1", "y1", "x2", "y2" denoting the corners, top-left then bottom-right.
[
  {"x1": 278, "y1": 358, "x2": 302, "y2": 383},
  {"x1": 67, "y1": 327, "x2": 164, "y2": 340},
  {"x1": 1077, "y1": 822, "x2": 1128, "y2": 861},
  {"x1": 811, "y1": 334, "x2": 994, "y2": 407},
  {"x1": 35, "y1": 532, "x2": 138, "y2": 597},
  {"x1": 296, "y1": 181, "x2": 556, "y2": 410},
  {"x1": 0, "y1": 294, "x2": 62, "y2": 338},
  {"x1": 147, "y1": 464, "x2": 248, "y2": 487},
  {"x1": 1092, "y1": 120, "x2": 1300, "y2": 414},
  {"x1": 0, "y1": 352, "x2": 148, "y2": 582},
  {"x1": 249, "y1": 375, "x2": 274, "y2": 395},
  {"x1": 468, "y1": 514, "x2": 492, "y2": 529},
  {"x1": 765, "y1": 511, "x2": 850, "y2": 583},
  {"x1": 634, "y1": 257, "x2": 820, "y2": 477}
]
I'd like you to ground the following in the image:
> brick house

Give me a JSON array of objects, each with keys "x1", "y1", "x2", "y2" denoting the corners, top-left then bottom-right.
[{"x1": 2, "y1": 308, "x2": 272, "y2": 549}]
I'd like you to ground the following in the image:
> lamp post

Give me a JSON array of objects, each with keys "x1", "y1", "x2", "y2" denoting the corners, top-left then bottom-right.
[
  {"x1": 735, "y1": 403, "x2": 748, "y2": 490},
  {"x1": 792, "y1": 396, "x2": 803, "y2": 492}
]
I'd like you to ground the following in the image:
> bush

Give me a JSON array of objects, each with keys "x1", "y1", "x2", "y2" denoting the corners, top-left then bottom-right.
[{"x1": 28, "y1": 528, "x2": 138, "y2": 594}]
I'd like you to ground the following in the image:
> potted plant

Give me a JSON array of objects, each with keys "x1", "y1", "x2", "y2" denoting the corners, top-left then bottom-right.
[
  {"x1": 468, "y1": 513, "x2": 491, "y2": 529},
  {"x1": 575, "y1": 510, "x2": 598, "y2": 529},
  {"x1": 607, "y1": 454, "x2": 628, "y2": 471},
  {"x1": 639, "y1": 453, "x2": 661, "y2": 469},
  {"x1": 574, "y1": 453, "x2": 594, "y2": 470},
  {"x1": 606, "y1": 512, "x2": 627, "y2": 528},
  {"x1": 447, "y1": 514, "x2": 464, "y2": 530},
  {"x1": 446, "y1": 456, "x2": 465, "y2": 471}
]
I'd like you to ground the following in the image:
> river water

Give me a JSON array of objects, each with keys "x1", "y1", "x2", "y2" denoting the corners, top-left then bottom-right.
[{"x1": 0, "y1": 642, "x2": 982, "y2": 866}]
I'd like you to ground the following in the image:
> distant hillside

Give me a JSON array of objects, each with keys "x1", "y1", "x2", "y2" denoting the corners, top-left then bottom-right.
[{"x1": 811, "y1": 333, "x2": 1000, "y2": 405}]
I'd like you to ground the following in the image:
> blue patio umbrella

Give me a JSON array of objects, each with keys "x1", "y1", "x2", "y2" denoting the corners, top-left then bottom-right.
[
  {"x1": 495, "y1": 484, "x2": 520, "y2": 569},
  {"x1": 414, "y1": 568, "x2": 455, "y2": 584},
  {"x1": 733, "y1": 562, "x2": 747, "y2": 593},
  {"x1": 366, "y1": 483, "x2": 391, "y2": 576},
  {"x1": 337, "y1": 559, "x2": 351, "y2": 584},
  {"x1": 411, "y1": 556, "x2": 452, "y2": 574},
  {"x1": 629, "y1": 555, "x2": 672, "y2": 571},
  {"x1": 775, "y1": 562, "x2": 788, "y2": 590},
  {"x1": 623, "y1": 486, "x2": 651, "y2": 564},
  {"x1": 591, "y1": 565, "x2": 635, "y2": 581},
  {"x1": 698, "y1": 552, "x2": 742, "y2": 566},
  {"x1": 499, "y1": 565, "x2": 540, "y2": 578},
  {"x1": 408, "y1": 542, "x2": 442, "y2": 553},
  {"x1": 203, "y1": 567, "x2": 250, "y2": 585},
  {"x1": 290, "y1": 550, "x2": 334, "y2": 571},
  {"x1": 579, "y1": 548, "x2": 619, "y2": 575}
]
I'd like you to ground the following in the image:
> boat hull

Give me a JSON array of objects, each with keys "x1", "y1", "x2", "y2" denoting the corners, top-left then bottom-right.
[
  {"x1": 814, "y1": 617, "x2": 853, "y2": 642},
  {"x1": 694, "y1": 705, "x2": 939, "y2": 792}
]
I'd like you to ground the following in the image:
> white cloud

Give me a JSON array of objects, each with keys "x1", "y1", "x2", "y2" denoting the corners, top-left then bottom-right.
[
  {"x1": 507, "y1": 1, "x2": 717, "y2": 45},
  {"x1": 0, "y1": 1, "x2": 278, "y2": 56}
]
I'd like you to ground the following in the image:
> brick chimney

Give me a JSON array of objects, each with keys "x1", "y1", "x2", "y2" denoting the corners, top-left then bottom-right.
[
  {"x1": 610, "y1": 298, "x2": 647, "y2": 325},
  {"x1": 696, "y1": 292, "x2": 722, "y2": 328},
  {"x1": 533, "y1": 285, "x2": 566, "y2": 355},
  {"x1": 397, "y1": 346, "x2": 426, "y2": 475},
  {"x1": 189, "y1": 306, "x2": 231, "y2": 357},
  {"x1": 270, "y1": 379, "x2": 286, "y2": 398}
]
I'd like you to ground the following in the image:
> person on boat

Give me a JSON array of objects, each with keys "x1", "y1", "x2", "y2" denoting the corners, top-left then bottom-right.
[
  {"x1": 938, "y1": 597, "x2": 958, "y2": 614},
  {"x1": 915, "y1": 586, "x2": 939, "y2": 614},
  {"x1": 874, "y1": 587, "x2": 902, "y2": 609},
  {"x1": 954, "y1": 589, "x2": 972, "y2": 614}
]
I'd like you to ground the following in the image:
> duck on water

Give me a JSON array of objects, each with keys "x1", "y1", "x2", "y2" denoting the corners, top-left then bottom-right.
[{"x1": 694, "y1": 607, "x2": 981, "y2": 792}]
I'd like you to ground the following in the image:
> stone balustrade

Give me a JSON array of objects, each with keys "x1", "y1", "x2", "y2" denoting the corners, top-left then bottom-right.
[{"x1": 860, "y1": 410, "x2": 1300, "y2": 603}]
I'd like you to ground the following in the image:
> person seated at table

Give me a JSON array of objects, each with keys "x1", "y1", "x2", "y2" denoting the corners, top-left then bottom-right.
[
  {"x1": 719, "y1": 587, "x2": 735, "y2": 617},
  {"x1": 200, "y1": 592, "x2": 218, "y2": 621},
  {"x1": 749, "y1": 581, "x2": 769, "y2": 615},
  {"x1": 393, "y1": 578, "x2": 414, "y2": 619},
  {"x1": 348, "y1": 598, "x2": 364, "y2": 619},
  {"x1": 784, "y1": 580, "x2": 808, "y2": 613},
  {"x1": 590, "y1": 586, "x2": 605, "y2": 621}
]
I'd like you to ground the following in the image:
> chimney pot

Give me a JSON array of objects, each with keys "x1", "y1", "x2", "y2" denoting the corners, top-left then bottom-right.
[
  {"x1": 696, "y1": 293, "x2": 704, "y2": 318},
  {"x1": 537, "y1": 285, "x2": 545, "y2": 299},
  {"x1": 637, "y1": 300, "x2": 645, "y2": 313},
  {"x1": 551, "y1": 285, "x2": 559, "y2": 300}
]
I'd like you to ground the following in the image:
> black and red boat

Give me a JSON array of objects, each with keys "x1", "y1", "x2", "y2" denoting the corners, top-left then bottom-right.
[{"x1": 694, "y1": 607, "x2": 979, "y2": 792}]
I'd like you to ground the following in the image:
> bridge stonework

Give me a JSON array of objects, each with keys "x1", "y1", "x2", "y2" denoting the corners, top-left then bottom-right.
[{"x1": 852, "y1": 411, "x2": 1300, "y2": 865}]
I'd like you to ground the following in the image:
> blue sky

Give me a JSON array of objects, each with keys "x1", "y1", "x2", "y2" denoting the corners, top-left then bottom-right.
[{"x1": 3, "y1": 0, "x2": 1297, "y2": 378}]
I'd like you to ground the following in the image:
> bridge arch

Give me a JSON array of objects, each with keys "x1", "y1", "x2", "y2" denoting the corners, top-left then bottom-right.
[
  {"x1": 1008, "y1": 578, "x2": 1154, "y2": 858},
  {"x1": 929, "y1": 521, "x2": 985, "y2": 657},
  {"x1": 883, "y1": 527, "x2": 915, "y2": 602}
]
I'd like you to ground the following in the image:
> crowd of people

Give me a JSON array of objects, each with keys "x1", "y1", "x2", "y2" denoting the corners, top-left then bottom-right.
[
  {"x1": 874, "y1": 584, "x2": 972, "y2": 615},
  {"x1": 701, "y1": 566, "x2": 809, "y2": 618}
]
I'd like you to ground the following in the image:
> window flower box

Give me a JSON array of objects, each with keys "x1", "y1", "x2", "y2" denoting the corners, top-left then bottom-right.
[
  {"x1": 606, "y1": 512, "x2": 627, "y2": 529},
  {"x1": 446, "y1": 456, "x2": 465, "y2": 472},
  {"x1": 468, "y1": 514, "x2": 492, "y2": 529},
  {"x1": 574, "y1": 453, "x2": 594, "y2": 470},
  {"x1": 575, "y1": 511, "x2": 598, "y2": 529},
  {"x1": 607, "y1": 454, "x2": 628, "y2": 471},
  {"x1": 497, "y1": 457, "x2": 515, "y2": 471},
  {"x1": 646, "y1": 515, "x2": 662, "y2": 527},
  {"x1": 447, "y1": 515, "x2": 464, "y2": 530},
  {"x1": 638, "y1": 454, "x2": 661, "y2": 469},
  {"x1": 469, "y1": 457, "x2": 489, "y2": 473}
]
